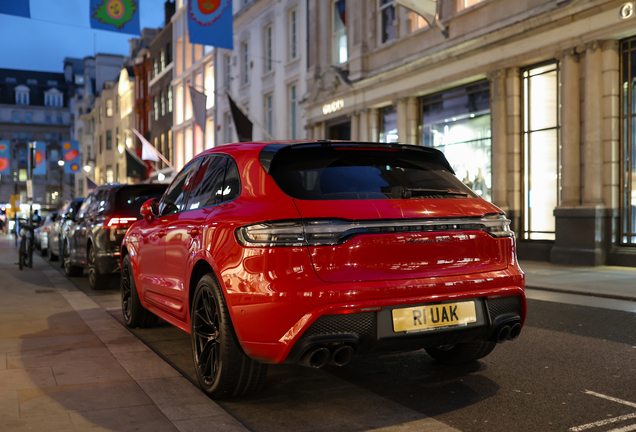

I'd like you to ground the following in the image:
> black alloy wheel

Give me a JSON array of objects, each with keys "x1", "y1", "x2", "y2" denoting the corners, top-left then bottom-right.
[
  {"x1": 121, "y1": 255, "x2": 157, "y2": 328},
  {"x1": 191, "y1": 274, "x2": 268, "y2": 398},
  {"x1": 87, "y1": 245, "x2": 104, "y2": 289}
]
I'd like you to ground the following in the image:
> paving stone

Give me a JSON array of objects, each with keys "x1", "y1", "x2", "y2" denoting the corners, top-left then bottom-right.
[
  {"x1": 53, "y1": 360, "x2": 132, "y2": 386},
  {"x1": 94, "y1": 329, "x2": 150, "y2": 353},
  {"x1": 0, "y1": 389, "x2": 20, "y2": 418},
  {"x1": 0, "y1": 367, "x2": 57, "y2": 390},
  {"x1": 7, "y1": 346, "x2": 115, "y2": 369},
  {"x1": 138, "y1": 376, "x2": 229, "y2": 421},
  {"x1": 173, "y1": 415, "x2": 250, "y2": 432},
  {"x1": 18, "y1": 381, "x2": 152, "y2": 417},
  {"x1": 0, "y1": 413, "x2": 75, "y2": 432},
  {"x1": 69, "y1": 404, "x2": 178, "y2": 432},
  {"x1": 112, "y1": 350, "x2": 181, "y2": 380}
]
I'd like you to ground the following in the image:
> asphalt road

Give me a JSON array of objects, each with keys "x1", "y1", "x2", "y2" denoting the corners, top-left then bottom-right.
[{"x1": 42, "y1": 250, "x2": 636, "y2": 432}]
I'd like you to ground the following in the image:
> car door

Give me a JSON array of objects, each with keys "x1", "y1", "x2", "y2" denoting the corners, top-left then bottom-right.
[
  {"x1": 162, "y1": 155, "x2": 228, "y2": 322},
  {"x1": 138, "y1": 159, "x2": 200, "y2": 316}
]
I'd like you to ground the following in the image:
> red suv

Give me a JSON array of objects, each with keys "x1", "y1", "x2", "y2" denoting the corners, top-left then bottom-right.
[{"x1": 121, "y1": 141, "x2": 526, "y2": 399}]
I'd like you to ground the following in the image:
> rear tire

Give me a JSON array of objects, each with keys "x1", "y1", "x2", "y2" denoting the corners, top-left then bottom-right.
[
  {"x1": 425, "y1": 340, "x2": 497, "y2": 365},
  {"x1": 87, "y1": 245, "x2": 106, "y2": 290},
  {"x1": 121, "y1": 255, "x2": 157, "y2": 328},
  {"x1": 191, "y1": 274, "x2": 268, "y2": 399}
]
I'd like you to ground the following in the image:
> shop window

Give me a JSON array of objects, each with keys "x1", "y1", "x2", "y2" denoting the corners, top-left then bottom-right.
[
  {"x1": 522, "y1": 62, "x2": 559, "y2": 241},
  {"x1": 332, "y1": 0, "x2": 347, "y2": 64},
  {"x1": 420, "y1": 81, "x2": 491, "y2": 201},
  {"x1": 457, "y1": 0, "x2": 485, "y2": 12},
  {"x1": 379, "y1": 105, "x2": 398, "y2": 143},
  {"x1": 619, "y1": 37, "x2": 636, "y2": 244},
  {"x1": 176, "y1": 131, "x2": 184, "y2": 170},
  {"x1": 106, "y1": 165, "x2": 114, "y2": 183},
  {"x1": 379, "y1": 0, "x2": 396, "y2": 44},
  {"x1": 185, "y1": 127, "x2": 194, "y2": 164}
]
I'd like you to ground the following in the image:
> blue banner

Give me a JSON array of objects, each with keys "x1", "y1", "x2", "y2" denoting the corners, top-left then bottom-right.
[
  {"x1": 0, "y1": 141, "x2": 10, "y2": 176},
  {"x1": 90, "y1": 0, "x2": 140, "y2": 35},
  {"x1": 0, "y1": 0, "x2": 30, "y2": 18},
  {"x1": 62, "y1": 141, "x2": 81, "y2": 174},
  {"x1": 32, "y1": 142, "x2": 47, "y2": 176},
  {"x1": 187, "y1": 0, "x2": 233, "y2": 50}
]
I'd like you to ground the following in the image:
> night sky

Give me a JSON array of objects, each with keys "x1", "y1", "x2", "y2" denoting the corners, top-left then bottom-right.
[{"x1": 0, "y1": 0, "x2": 166, "y2": 73}]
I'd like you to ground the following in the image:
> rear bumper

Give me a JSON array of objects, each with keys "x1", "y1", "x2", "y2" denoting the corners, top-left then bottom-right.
[
  {"x1": 233, "y1": 268, "x2": 525, "y2": 364},
  {"x1": 96, "y1": 250, "x2": 121, "y2": 274}
]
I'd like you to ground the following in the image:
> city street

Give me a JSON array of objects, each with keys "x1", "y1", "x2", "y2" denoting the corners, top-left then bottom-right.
[{"x1": 35, "y1": 242, "x2": 636, "y2": 432}]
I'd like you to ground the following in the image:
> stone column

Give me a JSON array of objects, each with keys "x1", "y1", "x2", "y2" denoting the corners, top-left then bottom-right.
[
  {"x1": 601, "y1": 40, "x2": 620, "y2": 209},
  {"x1": 560, "y1": 48, "x2": 581, "y2": 207},
  {"x1": 368, "y1": 108, "x2": 379, "y2": 142},
  {"x1": 314, "y1": 122, "x2": 324, "y2": 140},
  {"x1": 359, "y1": 109, "x2": 369, "y2": 141},
  {"x1": 406, "y1": 97, "x2": 419, "y2": 145},
  {"x1": 306, "y1": 123, "x2": 314, "y2": 140},
  {"x1": 505, "y1": 68, "x2": 522, "y2": 234},
  {"x1": 488, "y1": 68, "x2": 509, "y2": 212},
  {"x1": 350, "y1": 112, "x2": 360, "y2": 141},
  {"x1": 583, "y1": 41, "x2": 604, "y2": 206},
  {"x1": 397, "y1": 98, "x2": 408, "y2": 143}
]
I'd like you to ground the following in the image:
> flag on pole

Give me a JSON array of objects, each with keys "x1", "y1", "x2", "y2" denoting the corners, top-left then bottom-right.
[
  {"x1": 189, "y1": 85, "x2": 207, "y2": 136},
  {"x1": 226, "y1": 91, "x2": 253, "y2": 142},
  {"x1": 31, "y1": 142, "x2": 47, "y2": 176},
  {"x1": 0, "y1": 141, "x2": 10, "y2": 175},
  {"x1": 90, "y1": 0, "x2": 141, "y2": 35},
  {"x1": 394, "y1": 0, "x2": 448, "y2": 37},
  {"x1": 132, "y1": 129, "x2": 176, "y2": 172},
  {"x1": 0, "y1": 1, "x2": 30, "y2": 18},
  {"x1": 187, "y1": 0, "x2": 233, "y2": 50},
  {"x1": 62, "y1": 141, "x2": 82, "y2": 174}
]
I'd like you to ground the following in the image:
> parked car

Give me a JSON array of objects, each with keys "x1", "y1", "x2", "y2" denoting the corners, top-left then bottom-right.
[
  {"x1": 34, "y1": 211, "x2": 58, "y2": 254},
  {"x1": 47, "y1": 198, "x2": 84, "y2": 262},
  {"x1": 62, "y1": 183, "x2": 168, "y2": 289},
  {"x1": 121, "y1": 141, "x2": 527, "y2": 399}
]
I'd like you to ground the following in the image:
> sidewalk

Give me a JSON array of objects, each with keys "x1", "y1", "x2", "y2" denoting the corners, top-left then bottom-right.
[
  {"x1": 0, "y1": 234, "x2": 248, "y2": 432},
  {"x1": 520, "y1": 260, "x2": 636, "y2": 301}
]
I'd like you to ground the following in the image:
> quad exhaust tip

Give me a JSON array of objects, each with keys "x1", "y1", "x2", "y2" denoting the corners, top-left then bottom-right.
[
  {"x1": 495, "y1": 321, "x2": 522, "y2": 344},
  {"x1": 298, "y1": 345, "x2": 355, "y2": 369}
]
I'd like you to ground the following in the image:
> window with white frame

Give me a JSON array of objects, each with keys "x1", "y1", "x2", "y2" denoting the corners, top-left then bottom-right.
[
  {"x1": 264, "y1": 93, "x2": 273, "y2": 139},
  {"x1": 224, "y1": 54, "x2": 231, "y2": 89},
  {"x1": 154, "y1": 95, "x2": 159, "y2": 121},
  {"x1": 457, "y1": 0, "x2": 485, "y2": 12},
  {"x1": 264, "y1": 25, "x2": 273, "y2": 73},
  {"x1": 289, "y1": 84, "x2": 298, "y2": 139},
  {"x1": 288, "y1": 8, "x2": 298, "y2": 61},
  {"x1": 168, "y1": 85, "x2": 173, "y2": 113},
  {"x1": 205, "y1": 62, "x2": 215, "y2": 109},
  {"x1": 332, "y1": 0, "x2": 347, "y2": 64},
  {"x1": 106, "y1": 99, "x2": 113, "y2": 117},
  {"x1": 161, "y1": 90, "x2": 166, "y2": 117},
  {"x1": 15, "y1": 85, "x2": 30, "y2": 105},
  {"x1": 241, "y1": 42, "x2": 249, "y2": 85},
  {"x1": 379, "y1": 0, "x2": 396, "y2": 44}
]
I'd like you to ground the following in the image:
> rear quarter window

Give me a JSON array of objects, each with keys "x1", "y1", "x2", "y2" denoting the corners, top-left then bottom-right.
[{"x1": 267, "y1": 145, "x2": 477, "y2": 200}]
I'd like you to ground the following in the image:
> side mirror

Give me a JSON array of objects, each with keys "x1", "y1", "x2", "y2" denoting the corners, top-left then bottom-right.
[{"x1": 140, "y1": 198, "x2": 158, "y2": 223}]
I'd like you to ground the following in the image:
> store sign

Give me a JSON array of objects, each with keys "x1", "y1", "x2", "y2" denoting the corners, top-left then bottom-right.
[
  {"x1": 323, "y1": 99, "x2": 344, "y2": 115},
  {"x1": 620, "y1": 2, "x2": 634, "y2": 19}
]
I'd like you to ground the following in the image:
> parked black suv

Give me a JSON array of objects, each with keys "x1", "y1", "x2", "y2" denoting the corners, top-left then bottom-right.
[{"x1": 62, "y1": 183, "x2": 167, "y2": 289}]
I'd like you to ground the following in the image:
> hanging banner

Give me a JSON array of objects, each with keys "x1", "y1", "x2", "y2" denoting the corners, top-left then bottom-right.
[
  {"x1": 62, "y1": 141, "x2": 81, "y2": 174},
  {"x1": 32, "y1": 142, "x2": 47, "y2": 176},
  {"x1": 90, "y1": 0, "x2": 141, "y2": 35},
  {"x1": 0, "y1": 141, "x2": 10, "y2": 175},
  {"x1": 187, "y1": 0, "x2": 233, "y2": 50},
  {"x1": 0, "y1": 1, "x2": 30, "y2": 18}
]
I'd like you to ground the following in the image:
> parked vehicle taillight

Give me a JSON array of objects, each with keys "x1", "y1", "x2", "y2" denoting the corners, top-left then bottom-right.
[
  {"x1": 235, "y1": 214, "x2": 514, "y2": 247},
  {"x1": 106, "y1": 217, "x2": 138, "y2": 227}
]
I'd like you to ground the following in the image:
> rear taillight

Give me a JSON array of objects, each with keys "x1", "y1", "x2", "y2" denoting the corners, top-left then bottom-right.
[
  {"x1": 235, "y1": 214, "x2": 513, "y2": 247},
  {"x1": 106, "y1": 217, "x2": 138, "y2": 227}
]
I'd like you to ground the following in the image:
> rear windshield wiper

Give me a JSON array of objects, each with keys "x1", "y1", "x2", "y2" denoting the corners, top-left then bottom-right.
[{"x1": 400, "y1": 188, "x2": 468, "y2": 199}]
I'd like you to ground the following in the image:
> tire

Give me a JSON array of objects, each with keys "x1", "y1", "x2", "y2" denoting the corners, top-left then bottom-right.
[
  {"x1": 18, "y1": 239, "x2": 25, "y2": 271},
  {"x1": 121, "y1": 255, "x2": 157, "y2": 328},
  {"x1": 425, "y1": 340, "x2": 497, "y2": 365},
  {"x1": 63, "y1": 242, "x2": 83, "y2": 277},
  {"x1": 191, "y1": 274, "x2": 268, "y2": 399},
  {"x1": 47, "y1": 241, "x2": 58, "y2": 261},
  {"x1": 87, "y1": 245, "x2": 107, "y2": 290}
]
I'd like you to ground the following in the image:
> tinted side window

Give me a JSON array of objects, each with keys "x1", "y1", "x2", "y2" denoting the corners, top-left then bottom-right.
[
  {"x1": 187, "y1": 156, "x2": 227, "y2": 210},
  {"x1": 115, "y1": 186, "x2": 167, "y2": 217},
  {"x1": 77, "y1": 194, "x2": 97, "y2": 219},
  {"x1": 221, "y1": 158, "x2": 240, "y2": 202},
  {"x1": 159, "y1": 160, "x2": 200, "y2": 216}
]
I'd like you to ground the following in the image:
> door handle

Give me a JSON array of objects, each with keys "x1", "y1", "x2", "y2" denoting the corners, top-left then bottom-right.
[
  {"x1": 157, "y1": 231, "x2": 167, "y2": 238},
  {"x1": 188, "y1": 228, "x2": 200, "y2": 237}
]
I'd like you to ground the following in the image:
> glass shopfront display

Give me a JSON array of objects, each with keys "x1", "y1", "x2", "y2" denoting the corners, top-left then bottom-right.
[
  {"x1": 420, "y1": 81, "x2": 491, "y2": 201},
  {"x1": 379, "y1": 105, "x2": 398, "y2": 143},
  {"x1": 620, "y1": 37, "x2": 636, "y2": 245}
]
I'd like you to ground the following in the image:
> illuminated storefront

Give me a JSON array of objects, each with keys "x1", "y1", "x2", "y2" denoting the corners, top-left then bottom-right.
[{"x1": 420, "y1": 81, "x2": 491, "y2": 201}]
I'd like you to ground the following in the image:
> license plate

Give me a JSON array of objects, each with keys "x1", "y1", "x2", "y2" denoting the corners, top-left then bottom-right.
[{"x1": 392, "y1": 301, "x2": 477, "y2": 333}]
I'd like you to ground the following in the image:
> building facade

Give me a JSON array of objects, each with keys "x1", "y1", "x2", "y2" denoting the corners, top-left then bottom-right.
[
  {"x1": 0, "y1": 68, "x2": 73, "y2": 209},
  {"x1": 171, "y1": 0, "x2": 216, "y2": 172},
  {"x1": 300, "y1": 0, "x2": 636, "y2": 267}
]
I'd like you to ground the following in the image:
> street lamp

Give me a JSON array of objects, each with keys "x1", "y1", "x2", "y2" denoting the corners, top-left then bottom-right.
[
  {"x1": 84, "y1": 165, "x2": 91, "y2": 173},
  {"x1": 58, "y1": 160, "x2": 65, "y2": 166}
]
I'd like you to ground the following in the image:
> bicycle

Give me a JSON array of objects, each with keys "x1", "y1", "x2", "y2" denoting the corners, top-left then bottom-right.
[{"x1": 18, "y1": 224, "x2": 34, "y2": 270}]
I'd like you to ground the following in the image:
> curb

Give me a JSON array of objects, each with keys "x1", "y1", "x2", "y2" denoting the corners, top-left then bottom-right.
[{"x1": 526, "y1": 285, "x2": 636, "y2": 303}]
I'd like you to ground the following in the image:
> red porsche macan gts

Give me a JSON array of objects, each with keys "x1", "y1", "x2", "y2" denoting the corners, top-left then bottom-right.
[{"x1": 121, "y1": 141, "x2": 526, "y2": 398}]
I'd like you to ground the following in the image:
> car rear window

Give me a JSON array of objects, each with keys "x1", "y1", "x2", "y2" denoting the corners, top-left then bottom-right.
[
  {"x1": 113, "y1": 186, "x2": 167, "y2": 217},
  {"x1": 267, "y1": 145, "x2": 477, "y2": 200}
]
